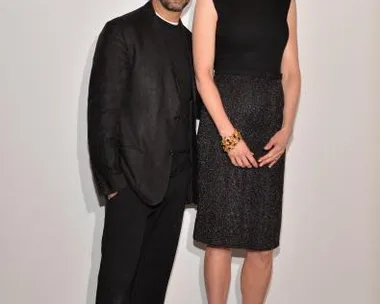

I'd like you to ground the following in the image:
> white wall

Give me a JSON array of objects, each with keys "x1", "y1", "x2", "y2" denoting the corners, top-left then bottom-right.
[{"x1": 1, "y1": 0, "x2": 379, "y2": 303}]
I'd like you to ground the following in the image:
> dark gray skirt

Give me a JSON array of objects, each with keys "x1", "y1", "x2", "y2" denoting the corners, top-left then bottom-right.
[{"x1": 193, "y1": 73, "x2": 285, "y2": 250}]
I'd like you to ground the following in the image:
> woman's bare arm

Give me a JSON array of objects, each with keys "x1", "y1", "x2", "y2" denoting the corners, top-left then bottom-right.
[
  {"x1": 192, "y1": 0, "x2": 233, "y2": 137},
  {"x1": 192, "y1": 0, "x2": 258, "y2": 168},
  {"x1": 281, "y1": 0, "x2": 301, "y2": 133},
  {"x1": 259, "y1": 0, "x2": 301, "y2": 167}
]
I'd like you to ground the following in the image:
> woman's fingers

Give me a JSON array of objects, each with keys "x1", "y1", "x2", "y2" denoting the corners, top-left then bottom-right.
[
  {"x1": 259, "y1": 149, "x2": 276, "y2": 164},
  {"x1": 268, "y1": 160, "x2": 277, "y2": 168},
  {"x1": 246, "y1": 152, "x2": 258, "y2": 168},
  {"x1": 230, "y1": 156, "x2": 238, "y2": 167},
  {"x1": 266, "y1": 152, "x2": 283, "y2": 168},
  {"x1": 235, "y1": 157, "x2": 245, "y2": 168},
  {"x1": 228, "y1": 141, "x2": 261, "y2": 168},
  {"x1": 259, "y1": 146, "x2": 284, "y2": 166},
  {"x1": 264, "y1": 138, "x2": 275, "y2": 151},
  {"x1": 268, "y1": 154, "x2": 282, "y2": 168},
  {"x1": 230, "y1": 154, "x2": 258, "y2": 168},
  {"x1": 229, "y1": 141, "x2": 284, "y2": 168},
  {"x1": 242, "y1": 156, "x2": 252, "y2": 168}
]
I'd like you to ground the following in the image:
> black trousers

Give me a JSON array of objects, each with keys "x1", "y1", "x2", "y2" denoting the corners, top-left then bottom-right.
[{"x1": 95, "y1": 154, "x2": 190, "y2": 304}]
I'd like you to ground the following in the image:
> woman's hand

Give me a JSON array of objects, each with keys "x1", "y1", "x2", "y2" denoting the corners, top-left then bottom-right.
[
  {"x1": 228, "y1": 140, "x2": 258, "y2": 168},
  {"x1": 259, "y1": 128, "x2": 291, "y2": 168}
]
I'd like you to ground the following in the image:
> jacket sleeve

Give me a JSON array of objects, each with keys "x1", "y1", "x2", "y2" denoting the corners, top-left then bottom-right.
[{"x1": 87, "y1": 21, "x2": 129, "y2": 195}]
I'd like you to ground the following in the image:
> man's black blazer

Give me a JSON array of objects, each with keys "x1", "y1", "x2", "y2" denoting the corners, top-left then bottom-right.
[{"x1": 88, "y1": 2, "x2": 199, "y2": 205}]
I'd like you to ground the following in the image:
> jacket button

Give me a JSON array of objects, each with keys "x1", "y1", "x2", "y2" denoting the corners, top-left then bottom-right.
[
  {"x1": 169, "y1": 150, "x2": 174, "y2": 155},
  {"x1": 174, "y1": 116, "x2": 180, "y2": 121}
]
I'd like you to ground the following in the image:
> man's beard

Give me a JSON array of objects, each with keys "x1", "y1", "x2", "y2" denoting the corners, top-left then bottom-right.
[{"x1": 158, "y1": 0, "x2": 190, "y2": 12}]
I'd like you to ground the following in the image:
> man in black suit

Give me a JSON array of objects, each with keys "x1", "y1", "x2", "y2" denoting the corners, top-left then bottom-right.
[{"x1": 87, "y1": 0, "x2": 196, "y2": 303}]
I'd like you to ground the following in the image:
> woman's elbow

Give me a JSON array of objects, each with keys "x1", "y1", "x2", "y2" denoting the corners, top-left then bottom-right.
[
  {"x1": 195, "y1": 70, "x2": 213, "y2": 91},
  {"x1": 282, "y1": 66, "x2": 301, "y2": 85}
]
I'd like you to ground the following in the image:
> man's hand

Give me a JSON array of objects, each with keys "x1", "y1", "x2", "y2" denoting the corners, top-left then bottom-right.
[{"x1": 107, "y1": 192, "x2": 118, "y2": 200}]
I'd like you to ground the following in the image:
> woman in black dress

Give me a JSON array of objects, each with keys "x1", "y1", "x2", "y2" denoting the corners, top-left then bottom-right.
[{"x1": 192, "y1": 0, "x2": 301, "y2": 302}]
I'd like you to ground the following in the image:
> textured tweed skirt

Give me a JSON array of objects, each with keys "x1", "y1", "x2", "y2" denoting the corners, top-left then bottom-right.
[{"x1": 193, "y1": 73, "x2": 285, "y2": 250}]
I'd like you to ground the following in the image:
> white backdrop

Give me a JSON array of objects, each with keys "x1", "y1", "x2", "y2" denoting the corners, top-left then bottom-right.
[{"x1": 1, "y1": 0, "x2": 380, "y2": 303}]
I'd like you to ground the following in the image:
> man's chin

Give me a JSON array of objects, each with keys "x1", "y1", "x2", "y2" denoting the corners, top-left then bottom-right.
[
  {"x1": 160, "y1": 0, "x2": 189, "y2": 13},
  {"x1": 165, "y1": 5, "x2": 186, "y2": 12},
  {"x1": 167, "y1": 7, "x2": 183, "y2": 12}
]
